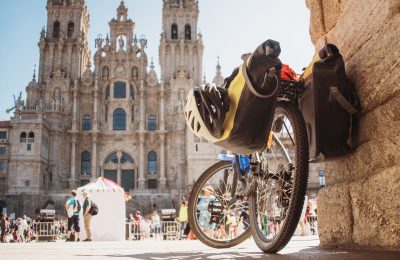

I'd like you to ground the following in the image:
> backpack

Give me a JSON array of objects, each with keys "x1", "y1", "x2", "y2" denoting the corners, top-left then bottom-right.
[
  {"x1": 74, "y1": 199, "x2": 81, "y2": 212},
  {"x1": 89, "y1": 202, "x2": 98, "y2": 216},
  {"x1": 299, "y1": 44, "x2": 359, "y2": 161}
]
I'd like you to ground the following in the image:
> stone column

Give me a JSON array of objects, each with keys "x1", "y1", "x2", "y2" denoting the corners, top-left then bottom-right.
[
  {"x1": 160, "y1": 82, "x2": 165, "y2": 130},
  {"x1": 159, "y1": 81, "x2": 167, "y2": 189},
  {"x1": 117, "y1": 163, "x2": 121, "y2": 186},
  {"x1": 67, "y1": 45, "x2": 73, "y2": 78},
  {"x1": 171, "y1": 46, "x2": 175, "y2": 78},
  {"x1": 57, "y1": 43, "x2": 63, "y2": 68},
  {"x1": 69, "y1": 134, "x2": 77, "y2": 188},
  {"x1": 159, "y1": 134, "x2": 167, "y2": 190},
  {"x1": 197, "y1": 45, "x2": 204, "y2": 86},
  {"x1": 139, "y1": 80, "x2": 145, "y2": 131},
  {"x1": 180, "y1": 42, "x2": 185, "y2": 67},
  {"x1": 138, "y1": 134, "x2": 146, "y2": 189},
  {"x1": 48, "y1": 43, "x2": 55, "y2": 78},
  {"x1": 93, "y1": 77, "x2": 99, "y2": 131},
  {"x1": 91, "y1": 134, "x2": 97, "y2": 178},
  {"x1": 160, "y1": 45, "x2": 165, "y2": 81},
  {"x1": 38, "y1": 43, "x2": 45, "y2": 84},
  {"x1": 72, "y1": 79, "x2": 79, "y2": 131}
]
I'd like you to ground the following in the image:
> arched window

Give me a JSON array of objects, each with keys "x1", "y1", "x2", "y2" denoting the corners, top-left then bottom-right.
[
  {"x1": 130, "y1": 85, "x2": 135, "y2": 100},
  {"x1": 102, "y1": 66, "x2": 109, "y2": 80},
  {"x1": 113, "y1": 108, "x2": 126, "y2": 130},
  {"x1": 82, "y1": 114, "x2": 91, "y2": 131},
  {"x1": 148, "y1": 115, "x2": 157, "y2": 131},
  {"x1": 81, "y1": 151, "x2": 91, "y2": 175},
  {"x1": 20, "y1": 132, "x2": 27, "y2": 143},
  {"x1": 53, "y1": 21, "x2": 60, "y2": 38},
  {"x1": 131, "y1": 66, "x2": 138, "y2": 79},
  {"x1": 105, "y1": 86, "x2": 110, "y2": 100},
  {"x1": 67, "y1": 22, "x2": 74, "y2": 38},
  {"x1": 28, "y1": 132, "x2": 35, "y2": 143},
  {"x1": 171, "y1": 24, "x2": 178, "y2": 39},
  {"x1": 185, "y1": 24, "x2": 191, "y2": 40},
  {"x1": 105, "y1": 152, "x2": 118, "y2": 163},
  {"x1": 114, "y1": 81, "x2": 126, "y2": 98},
  {"x1": 148, "y1": 151, "x2": 157, "y2": 175},
  {"x1": 121, "y1": 152, "x2": 134, "y2": 163}
]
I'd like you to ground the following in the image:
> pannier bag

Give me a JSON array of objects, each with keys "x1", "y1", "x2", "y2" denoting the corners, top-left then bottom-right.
[
  {"x1": 299, "y1": 44, "x2": 359, "y2": 161},
  {"x1": 185, "y1": 39, "x2": 282, "y2": 155}
]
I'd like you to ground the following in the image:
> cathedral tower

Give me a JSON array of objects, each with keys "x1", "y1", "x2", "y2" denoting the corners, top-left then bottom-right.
[
  {"x1": 159, "y1": 0, "x2": 203, "y2": 86},
  {"x1": 38, "y1": 0, "x2": 90, "y2": 84}
]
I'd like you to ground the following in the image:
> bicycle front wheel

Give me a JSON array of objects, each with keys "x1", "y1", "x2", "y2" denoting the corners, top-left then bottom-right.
[
  {"x1": 188, "y1": 161, "x2": 251, "y2": 248},
  {"x1": 248, "y1": 102, "x2": 309, "y2": 253}
]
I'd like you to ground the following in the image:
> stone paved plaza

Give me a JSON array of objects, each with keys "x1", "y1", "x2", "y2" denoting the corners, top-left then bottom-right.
[{"x1": 1, "y1": 236, "x2": 399, "y2": 260}]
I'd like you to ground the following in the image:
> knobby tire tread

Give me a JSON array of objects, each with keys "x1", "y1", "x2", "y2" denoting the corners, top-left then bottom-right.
[{"x1": 249, "y1": 102, "x2": 309, "y2": 253}]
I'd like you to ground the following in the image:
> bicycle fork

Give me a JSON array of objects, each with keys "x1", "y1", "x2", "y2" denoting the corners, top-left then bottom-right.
[{"x1": 226, "y1": 155, "x2": 253, "y2": 207}]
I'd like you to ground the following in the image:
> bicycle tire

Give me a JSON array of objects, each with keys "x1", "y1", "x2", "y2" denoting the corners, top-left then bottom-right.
[
  {"x1": 188, "y1": 161, "x2": 252, "y2": 248},
  {"x1": 248, "y1": 102, "x2": 309, "y2": 253}
]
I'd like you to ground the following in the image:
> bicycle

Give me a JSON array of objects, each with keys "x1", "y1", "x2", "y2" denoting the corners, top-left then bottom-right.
[{"x1": 187, "y1": 79, "x2": 309, "y2": 253}]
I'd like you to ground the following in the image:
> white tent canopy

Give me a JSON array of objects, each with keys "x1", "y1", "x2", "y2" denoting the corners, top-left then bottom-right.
[{"x1": 77, "y1": 177, "x2": 126, "y2": 241}]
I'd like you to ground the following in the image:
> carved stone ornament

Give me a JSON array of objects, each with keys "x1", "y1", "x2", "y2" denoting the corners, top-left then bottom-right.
[
  {"x1": 82, "y1": 67, "x2": 93, "y2": 86},
  {"x1": 175, "y1": 68, "x2": 187, "y2": 80},
  {"x1": 115, "y1": 64, "x2": 126, "y2": 77},
  {"x1": 168, "y1": 160, "x2": 178, "y2": 181}
]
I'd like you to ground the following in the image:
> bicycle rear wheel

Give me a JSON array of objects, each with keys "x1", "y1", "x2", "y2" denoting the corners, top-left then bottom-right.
[
  {"x1": 188, "y1": 161, "x2": 251, "y2": 248},
  {"x1": 248, "y1": 102, "x2": 309, "y2": 253}
]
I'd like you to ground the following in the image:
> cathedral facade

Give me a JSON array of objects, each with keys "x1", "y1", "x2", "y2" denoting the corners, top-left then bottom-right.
[{"x1": 0, "y1": 0, "x2": 222, "y2": 216}]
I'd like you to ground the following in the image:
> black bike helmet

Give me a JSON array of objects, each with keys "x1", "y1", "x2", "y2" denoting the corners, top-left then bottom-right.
[{"x1": 185, "y1": 84, "x2": 230, "y2": 140}]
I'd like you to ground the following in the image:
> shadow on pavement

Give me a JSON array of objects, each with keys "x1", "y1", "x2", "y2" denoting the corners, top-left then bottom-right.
[{"x1": 77, "y1": 246, "x2": 400, "y2": 260}]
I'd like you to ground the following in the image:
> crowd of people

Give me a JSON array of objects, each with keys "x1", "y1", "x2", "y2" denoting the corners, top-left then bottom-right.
[
  {"x1": 126, "y1": 200, "x2": 190, "y2": 240},
  {"x1": 0, "y1": 214, "x2": 68, "y2": 243},
  {"x1": 1, "y1": 193, "x2": 318, "y2": 243}
]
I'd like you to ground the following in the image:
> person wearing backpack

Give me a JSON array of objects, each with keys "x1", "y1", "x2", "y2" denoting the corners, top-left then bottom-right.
[
  {"x1": 65, "y1": 190, "x2": 81, "y2": 242},
  {"x1": 82, "y1": 191, "x2": 93, "y2": 241}
]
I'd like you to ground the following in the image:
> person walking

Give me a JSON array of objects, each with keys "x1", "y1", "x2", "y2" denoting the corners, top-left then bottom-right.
[
  {"x1": 133, "y1": 211, "x2": 142, "y2": 240},
  {"x1": 151, "y1": 211, "x2": 161, "y2": 240},
  {"x1": 82, "y1": 191, "x2": 92, "y2": 241},
  {"x1": 65, "y1": 190, "x2": 81, "y2": 242},
  {"x1": 178, "y1": 200, "x2": 188, "y2": 239},
  {"x1": 1, "y1": 213, "x2": 8, "y2": 243}
]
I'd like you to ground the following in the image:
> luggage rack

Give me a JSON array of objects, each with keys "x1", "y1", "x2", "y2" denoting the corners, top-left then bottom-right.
[{"x1": 278, "y1": 80, "x2": 305, "y2": 103}]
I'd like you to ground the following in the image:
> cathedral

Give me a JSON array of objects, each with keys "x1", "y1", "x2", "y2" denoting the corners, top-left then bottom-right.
[{"x1": 0, "y1": 0, "x2": 223, "y2": 216}]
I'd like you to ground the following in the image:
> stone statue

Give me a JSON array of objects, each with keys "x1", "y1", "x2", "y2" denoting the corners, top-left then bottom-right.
[
  {"x1": 6, "y1": 92, "x2": 24, "y2": 113},
  {"x1": 119, "y1": 36, "x2": 125, "y2": 50}
]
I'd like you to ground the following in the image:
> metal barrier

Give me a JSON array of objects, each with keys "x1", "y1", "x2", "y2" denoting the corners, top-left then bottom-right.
[
  {"x1": 126, "y1": 221, "x2": 179, "y2": 240},
  {"x1": 306, "y1": 215, "x2": 318, "y2": 235},
  {"x1": 35, "y1": 222, "x2": 64, "y2": 242}
]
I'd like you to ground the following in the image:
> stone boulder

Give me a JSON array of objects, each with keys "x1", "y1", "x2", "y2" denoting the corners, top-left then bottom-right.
[{"x1": 306, "y1": 0, "x2": 400, "y2": 249}]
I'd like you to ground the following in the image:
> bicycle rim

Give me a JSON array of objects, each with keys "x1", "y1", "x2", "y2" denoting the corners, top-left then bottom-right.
[
  {"x1": 249, "y1": 102, "x2": 309, "y2": 253},
  {"x1": 188, "y1": 161, "x2": 251, "y2": 248}
]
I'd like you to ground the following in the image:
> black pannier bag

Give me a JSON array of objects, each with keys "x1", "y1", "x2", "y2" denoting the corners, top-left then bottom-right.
[
  {"x1": 213, "y1": 40, "x2": 282, "y2": 154},
  {"x1": 299, "y1": 44, "x2": 359, "y2": 161}
]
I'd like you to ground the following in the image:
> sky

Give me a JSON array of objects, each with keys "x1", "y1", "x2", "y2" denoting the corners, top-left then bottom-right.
[{"x1": 0, "y1": 0, "x2": 315, "y2": 120}]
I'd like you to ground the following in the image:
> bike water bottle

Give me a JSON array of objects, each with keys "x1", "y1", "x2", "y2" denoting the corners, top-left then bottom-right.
[{"x1": 239, "y1": 155, "x2": 250, "y2": 174}]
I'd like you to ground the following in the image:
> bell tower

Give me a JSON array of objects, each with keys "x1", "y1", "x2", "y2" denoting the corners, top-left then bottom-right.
[
  {"x1": 159, "y1": 0, "x2": 203, "y2": 87},
  {"x1": 37, "y1": 0, "x2": 91, "y2": 83}
]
